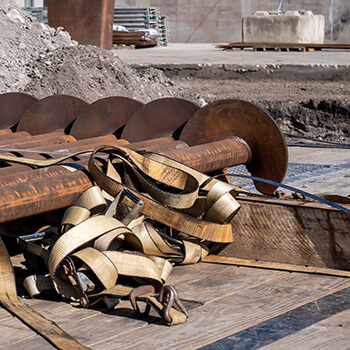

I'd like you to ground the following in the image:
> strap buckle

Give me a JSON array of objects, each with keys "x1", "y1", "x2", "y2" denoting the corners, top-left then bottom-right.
[
  {"x1": 129, "y1": 284, "x2": 156, "y2": 318},
  {"x1": 129, "y1": 284, "x2": 188, "y2": 324},
  {"x1": 159, "y1": 285, "x2": 188, "y2": 324},
  {"x1": 121, "y1": 189, "x2": 144, "y2": 225},
  {"x1": 61, "y1": 257, "x2": 90, "y2": 308}
]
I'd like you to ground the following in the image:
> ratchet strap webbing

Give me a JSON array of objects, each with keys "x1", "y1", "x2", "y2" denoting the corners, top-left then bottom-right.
[
  {"x1": 0, "y1": 236, "x2": 89, "y2": 350},
  {"x1": 0, "y1": 144, "x2": 243, "y2": 345},
  {"x1": 88, "y1": 145, "x2": 240, "y2": 243},
  {"x1": 0, "y1": 146, "x2": 241, "y2": 242},
  {"x1": 23, "y1": 186, "x2": 190, "y2": 322}
]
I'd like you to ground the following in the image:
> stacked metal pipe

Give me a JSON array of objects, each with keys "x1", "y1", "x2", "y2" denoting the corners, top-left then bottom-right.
[{"x1": 0, "y1": 92, "x2": 288, "y2": 224}]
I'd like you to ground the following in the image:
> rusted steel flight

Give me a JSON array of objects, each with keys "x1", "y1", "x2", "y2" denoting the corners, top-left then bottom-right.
[
  {"x1": 179, "y1": 100, "x2": 288, "y2": 195},
  {"x1": 121, "y1": 98, "x2": 200, "y2": 142},
  {"x1": 16, "y1": 95, "x2": 89, "y2": 135},
  {"x1": 69, "y1": 97, "x2": 196, "y2": 142},
  {"x1": 70, "y1": 97, "x2": 143, "y2": 140},
  {"x1": 0, "y1": 97, "x2": 288, "y2": 222},
  {"x1": 0, "y1": 92, "x2": 38, "y2": 129}
]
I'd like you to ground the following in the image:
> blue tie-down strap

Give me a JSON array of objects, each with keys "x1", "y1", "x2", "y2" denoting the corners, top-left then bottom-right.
[{"x1": 228, "y1": 173, "x2": 350, "y2": 215}]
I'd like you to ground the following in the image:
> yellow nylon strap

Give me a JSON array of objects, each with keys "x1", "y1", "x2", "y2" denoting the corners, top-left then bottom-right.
[
  {"x1": 125, "y1": 221, "x2": 182, "y2": 258},
  {"x1": 109, "y1": 147, "x2": 200, "y2": 209},
  {"x1": 60, "y1": 186, "x2": 107, "y2": 233},
  {"x1": 88, "y1": 146, "x2": 237, "y2": 243},
  {"x1": 60, "y1": 206, "x2": 91, "y2": 233},
  {"x1": 126, "y1": 148, "x2": 242, "y2": 223},
  {"x1": 0, "y1": 150, "x2": 93, "y2": 167},
  {"x1": 71, "y1": 248, "x2": 118, "y2": 290},
  {"x1": 49, "y1": 216, "x2": 131, "y2": 299},
  {"x1": 147, "y1": 152, "x2": 241, "y2": 222},
  {"x1": 205, "y1": 181, "x2": 241, "y2": 223},
  {"x1": 119, "y1": 147, "x2": 197, "y2": 192},
  {"x1": 103, "y1": 250, "x2": 164, "y2": 284},
  {"x1": 148, "y1": 256, "x2": 173, "y2": 283},
  {"x1": 180, "y1": 240, "x2": 210, "y2": 265},
  {"x1": 93, "y1": 230, "x2": 124, "y2": 251},
  {"x1": 73, "y1": 186, "x2": 107, "y2": 215},
  {"x1": 0, "y1": 237, "x2": 90, "y2": 349},
  {"x1": 147, "y1": 152, "x2": 208, "y2": 185},
  {"x1": 90, "y1": 284, "x2": 132, "y2": 299}
]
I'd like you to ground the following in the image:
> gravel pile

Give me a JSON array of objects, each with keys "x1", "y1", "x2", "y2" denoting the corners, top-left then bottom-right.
[
  {"x1": 23, "y1": 45, "x2": 183, "y2": 103},
  {"x1": 0, "y1": 0, "x2": 185, "y2": 103}
]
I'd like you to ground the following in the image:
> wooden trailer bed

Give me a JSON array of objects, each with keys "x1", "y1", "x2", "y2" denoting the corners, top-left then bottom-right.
[{"x1": 1, "y1": 255, "x2": 350, "y2": 350}]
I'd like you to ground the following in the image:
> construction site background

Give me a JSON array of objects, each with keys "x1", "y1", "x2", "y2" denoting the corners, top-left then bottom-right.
[
  {"x1": 16, "y1": 0, "x2": 350, "y2": 44},
  {"x1": 115, "y1": 0, "x2": 349, "y2": 43}
]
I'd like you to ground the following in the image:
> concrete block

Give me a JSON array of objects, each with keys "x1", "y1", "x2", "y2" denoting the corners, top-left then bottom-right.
[{"x1": 243, "y1": 11, "x2": 325, "y2": 44}]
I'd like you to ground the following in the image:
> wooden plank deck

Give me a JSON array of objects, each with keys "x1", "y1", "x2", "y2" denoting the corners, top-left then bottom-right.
[
  {"x1": 260, "y1": 310, "x2": 350, "y2": 350},
  {"x1": 217, "y1": 42, "x2": 350, "y2": 51},
  {"x1": 1, "y1": 258, "x2": 350, "y2": 349}
]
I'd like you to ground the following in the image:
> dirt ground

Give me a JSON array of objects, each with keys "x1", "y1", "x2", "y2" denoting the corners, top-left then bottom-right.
[
  {"x1": 0, "y1": 2, "x2": 183, "y2": 104},
  {"x1": 173, "y1": 77, "x2": 350, "y2": 143},
  {"x1": 1, "y1": 1, "x2": 348, "y2": 144}
]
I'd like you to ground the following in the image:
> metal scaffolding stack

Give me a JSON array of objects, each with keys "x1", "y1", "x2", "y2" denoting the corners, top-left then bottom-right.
[
  {"x1": 157, "y1": 15, "x2": 169, "y2": 46},
  {"x1": 114, "y1": 7, "x2": 158, "y2": 31},
  {"x1": 114, "y1": 7, "x2": 169, "y2": 46}
]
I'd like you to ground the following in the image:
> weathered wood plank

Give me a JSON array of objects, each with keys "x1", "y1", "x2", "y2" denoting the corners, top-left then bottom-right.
[
  {"x1": 203, "y1": 255, "x2": 350, "y2": 277},
  {"x1": 168, "y1": 261, "x2": 233, "y2": 285},
  {"x1": 0, "y1": 308, "x2": 12, "y2": 322},
  {"x1": 54, "y1": 302, "x2": 149, "y2": 347},
  {"x1": 3, "y1": 264, "x2": 350, "y2": 350},
  {"x1": 0, "y1": 335, "x2": 54, "y2": 350},
  {"x1": 24, "y1": 298, "x2": 100, "y2": 322},
  {"x1": 169, "y1": 264, "x2": 286, "y2": 304},
  {"x1": 87, "y1": 267, "x2": 350, "y2": 350},
  {"x1": 259, "y1": 309, "x2": 350, "y2": 350},
  {"x1": 20, "y1": 264, "x2": 244, "y2": 347},
  {"x1": 0, "y1": 317, "x2": 39, "y2": 348},
  {"x1": 220, "y1": 198, "x2": 350, "y2": 270}
]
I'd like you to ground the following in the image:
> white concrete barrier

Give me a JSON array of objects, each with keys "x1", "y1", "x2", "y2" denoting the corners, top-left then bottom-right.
[{"x1": 243, "y1": 11, "x2": 325, "y2": 44}]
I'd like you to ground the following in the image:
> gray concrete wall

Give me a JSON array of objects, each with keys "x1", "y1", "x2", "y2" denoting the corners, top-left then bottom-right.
[{"x1": 115, "y1": 0, "x2": 350, "y2": 43}]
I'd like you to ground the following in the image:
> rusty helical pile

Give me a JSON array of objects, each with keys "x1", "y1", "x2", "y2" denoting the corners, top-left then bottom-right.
[{"x1": 0, "y1": 92, "x2": 288, "y2": 225}]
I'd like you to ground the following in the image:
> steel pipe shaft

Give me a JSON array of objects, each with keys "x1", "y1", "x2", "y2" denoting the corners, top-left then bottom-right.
[
  {"x1": 0, "y1": 133, "x2": 76, "y2": 149},
  {"x1": 0, "y1": 131, "x2": 72, "y2": 146},
  {"x1": 0, "y1": 171, "x2": 94, "y2": 223},
  {"x1": 165, "y1": 138, "x2": 250, "y2": 174},
  {"x1": 0, "y1": 135, "x2": 128, "y2": 176},
  {"x1": 0, "y1": 137, "x2": 188, "y2": 188},
  {"x1": 0, "y1": 131, "x2": 31, "y2": 142},
  {"x1": 0, "y1": 129, "x2": 13, "y2": 136},
  {"x1": 0, "y1": 138, "x2": 241, "y2": 223}
]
